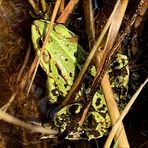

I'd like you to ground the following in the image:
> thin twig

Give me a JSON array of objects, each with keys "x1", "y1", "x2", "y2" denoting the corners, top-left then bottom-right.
[
  {"x1": 0, "y1": 109, "x2": 58, "y2": 135},
  {"x1": 17, "y1": 43, "x2": 31, "y2": 83},
  {"x1": 102, "y1": 73, "x2": 129, "y2": 147},
  {"x1": 27, "y1": 0, "x2": 61, "y2": 96},
  {"x1": 57, "y1": 0, "x2": 79, "y2": 23},
  {"x1": 104, "y1": 77, "x2": 148, "y2": 148},
  {"x1": 59, "y1": 0, "x2": 65, "y2": 14},
  {"x1": 1, "y1": 43, "x2": 31, "y2": 112},
  {"x1": 1, "y1": 73, "x2": 28, "y2": 113}
]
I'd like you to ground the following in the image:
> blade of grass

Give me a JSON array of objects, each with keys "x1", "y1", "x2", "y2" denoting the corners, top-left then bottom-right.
[{"x1": 28, "y1": 0, "x2": 40, "y2": 14}]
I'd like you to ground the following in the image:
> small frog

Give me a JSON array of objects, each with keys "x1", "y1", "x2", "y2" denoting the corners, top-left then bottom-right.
[{"x1": 31, "y1": 20, "x2": 129, "y2": 140}]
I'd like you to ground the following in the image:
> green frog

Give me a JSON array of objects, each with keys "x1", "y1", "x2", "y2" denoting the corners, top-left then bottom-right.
[{"x1": 31, "y1": 19, "x2": 129, "y2": 140}]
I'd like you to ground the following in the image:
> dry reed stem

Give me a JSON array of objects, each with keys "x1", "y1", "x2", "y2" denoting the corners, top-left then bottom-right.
[
  {"x1": 17, "y1": 43, "x2": 31, "y2": 83},
  {"x1": 1, "y1": 43, "x2": 31, "y2": 113},
  {"x1": 79, "y1": 1, "x2": 129, "y2": 147},
  {"x1": 104, "y1": 77, "x2": 148, "y2": 147},
  {"x1": 0, "y1": 109, "x2": 58, "y2": 135},
  {"x1": 83, "y1": 0, "x2": 95, "y2": 46},
  {"x1": 56, "y1": 0, "x2": 79, "y2": 23},
  {"x1": 102, "y1": 73, "x2": 129, "y2": 147},
  {"x1": 59, "y1": 0, "x2": 65, "y2": 14}
]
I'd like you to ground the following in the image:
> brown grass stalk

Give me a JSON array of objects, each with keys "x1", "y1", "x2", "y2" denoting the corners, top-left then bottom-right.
[
  {"x1": 104, "y1": 77, "x2": 148, "y2": 147},
  {"x1": 0, "y1": 109, "x2": 58, "y2": 135},
  {"x1": 102, "y1": 73, "x2": 129, "y2": 147},
  {"x1": 56, "y1": 0, "x2": 79, "y2": 23}
]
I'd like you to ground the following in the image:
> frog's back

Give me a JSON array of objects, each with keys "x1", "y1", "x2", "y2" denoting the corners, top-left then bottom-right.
[{"x1": 32, "y1": 19, "x2": 86, "y2": 85}]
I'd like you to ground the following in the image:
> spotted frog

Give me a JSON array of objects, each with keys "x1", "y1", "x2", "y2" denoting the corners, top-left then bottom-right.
[{"x1": 31, "y1": 20, "x2": 129, "y2": 140}]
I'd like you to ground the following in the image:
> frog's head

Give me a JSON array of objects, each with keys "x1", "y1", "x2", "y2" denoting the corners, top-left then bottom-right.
[{"x1": 31, "y1": 20, "x2": 49, "y2": 51}]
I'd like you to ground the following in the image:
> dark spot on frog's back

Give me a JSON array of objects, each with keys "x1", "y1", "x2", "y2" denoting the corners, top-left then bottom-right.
[
  {"x1": 97, "y1": 105, "x2": 106, "y2": 111},
  {"x1": 95, "y1": 98, "x2": 101, "y2": 106},
  {"x1": 69, "y1": 72, "x2": 73, "y2": 77},
  {"x1": 65, "y1": 58, "x2": 68, "y2": 61},
  {"x1": 87, "y1": 114, "x2": 98, "y2": 129},
  {"x1": 80, "y1": 130, "x2": 88, "y2": 139},
  {"x1": 64, "y1": 84, "x2": 68, "y2": 88},
  {"x1": 99, "y1": 112, "x2": 106, "y2": 118},
  {"x1": 38, "y1": 37, "x2": 43, "y2": 48},
  {"x1": 87, "y1": 114, "x2": 93, "y2": 128},
  {"x1": 68, "y1": 104, "x2": 79, "y2": 115},
  {"x1": 113, "y1": 87, "x2": 121, "y2": 94},
  {"x1": 51, "y1": 89, "x2": 59, "y2": 96},
  {"x1": 111, "y1": 61, "x2": 119, "y2": 69}
]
